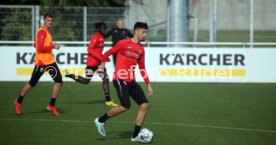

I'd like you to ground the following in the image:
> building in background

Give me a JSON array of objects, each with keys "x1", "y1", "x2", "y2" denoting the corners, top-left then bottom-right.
[{"x1": 125, "y1": 0, "x2": 276, "y2": 42}]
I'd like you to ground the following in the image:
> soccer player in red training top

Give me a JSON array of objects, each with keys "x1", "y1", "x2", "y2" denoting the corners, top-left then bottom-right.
[
  {"x1": 65, "y1": 22, "x2": 118, "y2": 107},
  {"x1": 15, "y1": 13, "x2": 63, "y2": 116},
  {"x1": 94, "y1": 22, "x2": 153, "y2": 143}
]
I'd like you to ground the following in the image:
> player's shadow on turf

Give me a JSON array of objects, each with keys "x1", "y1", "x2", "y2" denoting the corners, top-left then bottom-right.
[
  {"x1": 117, "y1": 130, "x2": 132, "y2": 138},
  {"x1": 68, "y1": 99, "x2": 103, "y2": 105},
  {"x1": 21, "y1": 110, "x2": 48, "y2": 115},
  {"x1": 25, "y1": 108, "x2": 65, "y2": 115},
  {"x1": 96, "y1": 131, "x2": 132, "y2": 140}
]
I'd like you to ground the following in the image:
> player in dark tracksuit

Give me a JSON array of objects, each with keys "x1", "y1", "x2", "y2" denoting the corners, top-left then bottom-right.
[{"x1": 104, "y1": 18, "x2": 133, "y2": 66}]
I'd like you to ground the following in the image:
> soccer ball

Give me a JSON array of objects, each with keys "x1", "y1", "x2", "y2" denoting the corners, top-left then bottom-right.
[{"x1": 138, "y1": 128, "x2": 154, "y2": 143}]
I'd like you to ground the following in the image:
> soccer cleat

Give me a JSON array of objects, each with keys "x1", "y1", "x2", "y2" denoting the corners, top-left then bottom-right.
[
  {"x1": 46, "y1": 104, "x2": 60, "y2": 116},
  {"x1": 94, "y1": 117, "x2": 106, "y2": 136},
  {"x1": 131, "y1": 136, "x2": 143, "y2": 143},
  {"x1": 15, "y1": 100, "x2": 22, "y2": 115},
  {"x1": 105, "y1": 100, "x2": 118, "y2": 107}
]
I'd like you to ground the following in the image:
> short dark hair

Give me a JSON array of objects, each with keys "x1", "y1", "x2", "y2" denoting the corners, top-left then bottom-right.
[
  {"x1": 94, "y1": 22, "x2": 107, "y2": 29},
  {"x1": 44, "y1": 13, "x2": 53, "y2": 19},
  {"x1": 116, "y1": 17, "x2": 124, "y2": 22},
  {"x1": 134, "y1": 22, "x2": 148, "y2": 30}
]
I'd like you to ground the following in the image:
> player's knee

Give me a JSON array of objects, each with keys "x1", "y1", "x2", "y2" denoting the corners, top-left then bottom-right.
[
  {"x1": 105, "y1": 78, "x2": 109, "y2": 83},
  {"x1": 55, "y1": 83, "x2": 63, "y2": 87},
  {"x1": 83, "y1": 79, "x2": 90, "y2": 84},
  {"x1": 26, "y1": 82, "x2": 33, "y2": 88},
  {"x1": 120, "y1": 106, "x2": 129, "y2": 112},
  {"x1": 140, "y1": 103, "x2": 149, "y2": 111},
  {"x1": 28, "y1": 81, "x2": 37, "y2": 87},
  {"x1": 102, "y1": 77, "x2": 109, "y2": 83},
  {"x1": 121, "y1": 103, "x2": 131, "y2": 110}
]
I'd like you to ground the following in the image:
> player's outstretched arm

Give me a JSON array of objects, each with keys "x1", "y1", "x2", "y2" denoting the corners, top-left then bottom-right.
[
  {"x1": 104, "y1": 28, "x2": 114, "y2": 38},
  {"x1": 54, "y1": 44, "x2": 60, "y2": 50},
  {"x1": 98, "y1": 62, "x2": 105, "y2": 71},
  {"x1": 147, "y1": 84, "x2": 153, "y2": 96},
  {"x1": 101, "y1": 41, "x2": 122, "y2": 64},
  {"x1": 36, "y1": 30, "x2": 55, "y2": 52},
  {"x1": 106, "y1": 58, "x2": 111, "y2": 62}
]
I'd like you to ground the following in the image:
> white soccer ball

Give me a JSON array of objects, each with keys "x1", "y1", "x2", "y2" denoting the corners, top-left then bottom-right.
[{"x1": 138, "y1": 128, "x2": 154, "y2": 143}]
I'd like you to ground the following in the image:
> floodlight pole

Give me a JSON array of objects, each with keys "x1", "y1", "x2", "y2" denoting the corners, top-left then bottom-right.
[
  {"x1": 35, "y1": 5, "x2": 39, "y2": 36},
  {"x1": 209, "y1": 0, "x2": 217, "y2": 43},
  {"x1": 83, "y1": 6, "x2": 87, "y2": 46},
  {"x1": 167, "y1": 0, "x2": 188, "y2": 45},
  {"x1": 32, "y1": 6, "x2": 35, "y2": 41},
  {"x1": 250, "y1": 0, "x2": 255, "y2": 48}
]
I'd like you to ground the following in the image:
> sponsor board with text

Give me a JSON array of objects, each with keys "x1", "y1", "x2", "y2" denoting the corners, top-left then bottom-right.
[{"x1": 0, "y1": 47, "x2": 276, "y2": 83}]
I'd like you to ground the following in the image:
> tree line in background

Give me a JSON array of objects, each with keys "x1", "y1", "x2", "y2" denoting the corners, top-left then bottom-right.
[{"x1": 0, "y1": 0, "x2": 126, "y2": 41}]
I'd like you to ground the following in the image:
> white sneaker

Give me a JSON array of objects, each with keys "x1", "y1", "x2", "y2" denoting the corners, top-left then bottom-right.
[
  {"x1": 131, "y1": 136, "x2": 143, "y2": 142},
  {"x1": 94, "y1": 117, "x2": 106, "y2": 136}
]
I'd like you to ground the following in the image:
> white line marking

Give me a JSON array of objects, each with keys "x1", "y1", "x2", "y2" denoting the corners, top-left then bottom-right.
[{"x1": 0, "y1": 118, "x2": 275, "y2": 133}]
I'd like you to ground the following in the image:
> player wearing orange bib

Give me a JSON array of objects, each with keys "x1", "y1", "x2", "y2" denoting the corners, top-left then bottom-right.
[{"x1": 15, "y1": 13, "x2": 63, "y2": 116}]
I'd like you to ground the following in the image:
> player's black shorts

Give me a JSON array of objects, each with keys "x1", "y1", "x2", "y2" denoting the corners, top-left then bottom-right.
[
  {"x1": 29, "y1": 62, "x2": 63, "y2": 87},
  {"x1": 113, "y1": 79, "x2": 148, "y2": 109},
  {"x1": 85, "y1": 66, "x2": 97, "y2": 78},
  {"x1": 85, "y1": 66, "x2": 108, "y2": 80}
]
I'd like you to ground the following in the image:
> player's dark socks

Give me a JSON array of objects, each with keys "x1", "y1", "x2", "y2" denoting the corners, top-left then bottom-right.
[
  {"x1": 50, "y1": 98, "x2": 56, "y2": 106},
  {"x1": 17, "y1": 95, "x2": 24, "y2": 104},
  {"x1": 65, "y1": 73, "x2": 73, "y2": 78},
  {"x1": 105, "y1": 93, "x2": 111, "y2": 102},
  {"x1": 66, "y1": 74, "x2": 90, "y2": 84},
  {"x1": 102, "y1": 78, "x2": 110, "y2": 102},
  {"x1": 98, "y1": 113, "x2": 110, "y2": 123},
  {"x1": 133, "y1": 125, "x2": 142, "y2": 138}
]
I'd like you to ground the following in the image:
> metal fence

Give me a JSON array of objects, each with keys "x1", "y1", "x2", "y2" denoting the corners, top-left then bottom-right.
[
  {"x1": 0, "y1": 1, "x2": 276, "y2": 44},
  {"x1": 187, "y1": 0, "x2": 276, "y2": 43},
  {"x1": 0, "y1": 5, "x2": 125, "y2": 42},
  {"x1": 0, "y1": 5, "x2": 34, "y2": 41}
]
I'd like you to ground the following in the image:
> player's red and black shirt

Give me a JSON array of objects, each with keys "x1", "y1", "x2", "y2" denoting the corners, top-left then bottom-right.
[
  {"x1": 102, "y1": 38, "x2": 150, "y2": 85},
  {"x1": 86, "y1": 32, "x2": 104, "y2": 66}
]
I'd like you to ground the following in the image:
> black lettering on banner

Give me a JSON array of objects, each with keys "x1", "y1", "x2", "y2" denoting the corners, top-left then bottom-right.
[
  {"x1": 223, "y1": 54, "x2": 232, "y2": 65},
  {"x1": 198, "y1": 54, "x2": 207, "y2": 65},
  {"x1": 30, "y1": 53, "x2": 35, "y2": 64},
  {"x1": 81, "y1": 53, "x2": 87, "y2": 64},
  {"x1": 173, "y1": 54, "x2": 184, "y2": 65},
  {"x1": 67, "y1": 53, "x2": 78, "y2": 64},
  {"x1": 14, "y1": 51, "x2": 246, "y2": 67},
  {"x1": 235, "y1": 54, "x2": 245, "y2": 66},
  {"x1": 210, "y1": 54, "x2": 220, "y2": 65},
  {"x1": 186, "y1": 54, "x2": 196, "y2": 65},
  {"x1": 56, "y1": 53, "x2": 65, "y2": 64},
  {"x1": 160, "y1": 54, "x2": 170, "y2": 65},
  {"x1": 16, "y1": 53, "x2": 27, "y2": 64}
]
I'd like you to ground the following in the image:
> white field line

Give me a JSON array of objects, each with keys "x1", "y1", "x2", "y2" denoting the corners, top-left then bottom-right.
[{"x1": 0, "y1": 118, "x2": 276, "y2": 133}]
